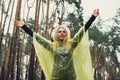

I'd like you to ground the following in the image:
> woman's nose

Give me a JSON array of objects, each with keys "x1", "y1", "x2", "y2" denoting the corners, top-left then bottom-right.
[{"x1": 61, "y1": 33, "x2": 64, "y2": 35}]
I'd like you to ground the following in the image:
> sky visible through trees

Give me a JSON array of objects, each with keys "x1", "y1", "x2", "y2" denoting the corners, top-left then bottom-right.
[{"x1": 0, "y1": 0, "x2": 120, "y2": 80}]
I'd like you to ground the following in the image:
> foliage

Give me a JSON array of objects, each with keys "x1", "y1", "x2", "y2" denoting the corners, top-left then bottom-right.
[
  {"x1": 0, "y1": 0, "x2": 120, "y2": 80},
  {"x1": 89, "y1": 15, "x2": 120, "y2": 79}
]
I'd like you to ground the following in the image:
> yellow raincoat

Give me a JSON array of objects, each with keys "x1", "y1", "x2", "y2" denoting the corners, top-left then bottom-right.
[{"x1": 33, "y1": 27, "x2": 94, "y2": 80}]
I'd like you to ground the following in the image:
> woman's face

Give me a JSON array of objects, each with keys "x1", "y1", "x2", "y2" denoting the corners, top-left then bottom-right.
[{"x1": 57, "y1": 27, "x2": 67, "y2": 41}]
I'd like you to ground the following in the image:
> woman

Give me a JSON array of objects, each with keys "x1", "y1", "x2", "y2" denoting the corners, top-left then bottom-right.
[{"x1": 15, "y1": 9, "x2": 99, "y2": 80}]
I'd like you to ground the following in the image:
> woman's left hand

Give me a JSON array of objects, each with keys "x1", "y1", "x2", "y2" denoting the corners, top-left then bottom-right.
[{"x1": 92, "y1": 9, "x2": 99, "y2": 17}]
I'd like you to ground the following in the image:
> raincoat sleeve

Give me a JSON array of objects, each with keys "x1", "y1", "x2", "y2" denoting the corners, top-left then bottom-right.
[
  {"x1": 71, "y1": 27, "x2": 94, "y2": 80},
  {"x1": 71, "y1": 15, "x2": 96, "y2": 49},
  {"x1": 33, "y1": 33, "x2": 54, "y2": 80},
  {"x1": 71, "y1": 27, "x2": 84, "y2": 49},
  {"x1": 34, "y1": 33, "x2": 52, "y2": 51}
]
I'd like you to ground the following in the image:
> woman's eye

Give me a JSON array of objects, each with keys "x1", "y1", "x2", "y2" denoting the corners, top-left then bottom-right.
[
  {"x1": 63, "y1": 31, "x2": 66, "y2": 33},
  {"x1": 58, "y1": 31, "x2": 61, "y2": 33}
]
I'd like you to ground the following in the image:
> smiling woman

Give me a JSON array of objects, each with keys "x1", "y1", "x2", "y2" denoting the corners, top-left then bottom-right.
[
  {"x1": 15, "y1": 9, "x2": 99, "y2": 80},
  {"x1": 57, "y1": 27, "x2": 67, "y2": 40},
  {"x1": 53, "y1": 25, "x2": 70, "y2": 41}
]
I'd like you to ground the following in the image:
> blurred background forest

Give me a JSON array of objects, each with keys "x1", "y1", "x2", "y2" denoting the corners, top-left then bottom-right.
[{"x1": 0, "y1": 0, "x2": 120, "y2": 80}]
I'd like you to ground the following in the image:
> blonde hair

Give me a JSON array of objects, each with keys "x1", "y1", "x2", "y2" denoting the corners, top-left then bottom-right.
[{"x1": 52, "y1": 25, "x2": 71, "y2": 50}]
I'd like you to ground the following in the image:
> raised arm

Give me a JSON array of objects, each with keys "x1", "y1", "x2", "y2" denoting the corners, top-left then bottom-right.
[
  {"x1": 15, "y1": 20, "x2": 52, "y2": 51},
  {"x1": 71, "y1": 9, "x2": 99, "y2": 48},
  {"x1": 85, "y1": 9, "x2": 99, "y2": 31}
]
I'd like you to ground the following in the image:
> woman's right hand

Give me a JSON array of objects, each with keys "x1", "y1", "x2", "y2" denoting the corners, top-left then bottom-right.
[{"x1": 15, "y1": 20, "x2": 24, "y2": 28}]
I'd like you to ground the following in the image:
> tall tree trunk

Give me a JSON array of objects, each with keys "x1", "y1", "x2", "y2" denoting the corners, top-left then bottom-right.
[
  {"x1": 28, "y1": 0, "x2": 41, "y2": 80},
  {"x1": 59, "y1": 1, "x2": 65, "y2": 25},
  {"x1": 44, "y1": 0, "x2": 50, "y2": 39},
  {"x1": 28, "y1": 45, "x2": 35, "y2": 80},
  {"x1": 22, "y1": 1, "x2": 36, "y2": 80},
  {"x1": 0, "y1": 0, "x2": 4, "y2": 68},
  {"x1": 2, "y1": 0, "x2": 16, "y2": 79},
  {"x1": 6, "y1": 0, "x2": 22, "y2": 79},
  {"x1": 0, "y1": 0, "x2": 12, "y2": 79}
]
